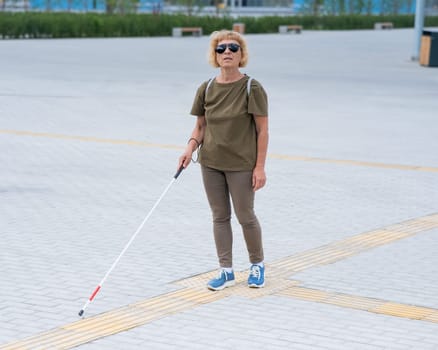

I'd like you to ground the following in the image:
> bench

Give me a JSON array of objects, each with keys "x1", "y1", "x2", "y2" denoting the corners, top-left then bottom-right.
[
  {"x1": 172, "y1": 27, "x2": 203, "y2": 37},
  {"x1": 279, "y1": 25, "x2": 303, "y2": 34},
  {"x1": 374, "y1": 22, "x2": 393, "y2": 30},
  {"x1": 233, "y1": 23, "x2": 245, "y2": 34}
]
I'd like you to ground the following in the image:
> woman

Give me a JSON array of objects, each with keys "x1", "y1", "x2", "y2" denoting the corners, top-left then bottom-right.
[{"x1": 178, "y1": 29, "x2": 269, "y2": 291}]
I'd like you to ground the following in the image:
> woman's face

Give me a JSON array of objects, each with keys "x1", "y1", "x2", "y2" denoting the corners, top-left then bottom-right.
[{"x1": 215, "y1": 39, "x2": 242, "y2": 68}]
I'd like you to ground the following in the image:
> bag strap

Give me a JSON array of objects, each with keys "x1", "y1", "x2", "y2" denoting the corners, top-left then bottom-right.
[
  {"x1": 206, "y1": 77, "x2": 215, "y2": 94},
  {"x1": 205, "y1": 76, "x2": 253, "y2": 97},
  {"x1": 246, "y1": 76, "x2": 253, "y2": 96}
]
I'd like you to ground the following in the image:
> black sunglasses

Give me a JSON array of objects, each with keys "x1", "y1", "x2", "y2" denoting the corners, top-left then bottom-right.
[{"x1": 215, "y1": 43, "x2": 241, "y2": 54}]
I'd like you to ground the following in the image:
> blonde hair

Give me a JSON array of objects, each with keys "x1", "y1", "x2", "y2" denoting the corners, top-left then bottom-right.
[{"x1": 207, "y1": 30, "x2": 249, "y2": 68}]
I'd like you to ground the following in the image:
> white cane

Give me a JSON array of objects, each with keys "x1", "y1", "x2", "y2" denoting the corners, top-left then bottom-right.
[{"x1": 78, "y1": 165, "x2": 185, "y2": 317}]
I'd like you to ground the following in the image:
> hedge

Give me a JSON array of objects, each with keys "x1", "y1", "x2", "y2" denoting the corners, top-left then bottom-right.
[{"x1": 1, "y1": 12, "x2": 438, "y2": 38}]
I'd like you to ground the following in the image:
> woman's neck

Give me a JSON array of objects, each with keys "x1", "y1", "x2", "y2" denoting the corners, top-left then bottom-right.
[{"x1": 217, "y1": 69, "x2": 244, "y2": 83}]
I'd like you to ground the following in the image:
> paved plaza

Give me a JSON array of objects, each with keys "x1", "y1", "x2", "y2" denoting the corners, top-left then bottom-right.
[{"x1": 0, "y1": 28, "x2": 438, "y2": 349}]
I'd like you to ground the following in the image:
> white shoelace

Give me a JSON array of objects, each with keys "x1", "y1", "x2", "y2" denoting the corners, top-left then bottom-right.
[
  {"x1": 218, "y1": 269, "x2": 231, "y2": 280},
  {"x1": 250, "y1": 265, "x2": 261, "y2": 280}
]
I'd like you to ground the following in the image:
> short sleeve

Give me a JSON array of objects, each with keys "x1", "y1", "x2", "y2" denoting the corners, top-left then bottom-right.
[
  {"x1": 248, "y1": 79, "x2": 268, "y2": 116},
  {"x1": 190, "y1": 81, "x2": 209, "y2": 116}
]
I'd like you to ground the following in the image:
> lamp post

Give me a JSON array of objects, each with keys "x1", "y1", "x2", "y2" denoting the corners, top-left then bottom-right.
[{"x1": 412, "y1": 0, "x2": 426, "y2": 61}]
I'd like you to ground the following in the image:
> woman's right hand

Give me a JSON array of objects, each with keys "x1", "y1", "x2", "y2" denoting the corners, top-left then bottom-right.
[
  {"x1": 179, "y1": 117, "x2": 205, "y2": 172},
  {"x1": 178, "y1": 149, "x2": 192, "y2": 171}
]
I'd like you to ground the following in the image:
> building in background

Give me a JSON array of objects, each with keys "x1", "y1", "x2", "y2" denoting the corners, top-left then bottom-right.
[{"x1": 1, "y1": 0, "x2": 437, "y2": 15}]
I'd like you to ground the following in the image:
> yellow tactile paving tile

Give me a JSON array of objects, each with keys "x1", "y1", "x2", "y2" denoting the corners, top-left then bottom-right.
[
  {"x1": 387, "y1": 214, "x2": 438, "y2": 232},
  {"x1": 272, "y1": 249, "x2": 356, "y2": 273},
  {"x1": 162, "y1": 287, "x2": 225, "y2": 305},
  {"x1": 324, "y1": 293, "x2": 384, "y2": 311},
  {"x1": 423, "y1": 312, "x2": 438, "y2": 323},
  {"x1": 174, "y1": 268, "x2": 301, "y2": 299},
  {"x1": 417, "y1": 167, "x2": 438, "y2": 173},
  {"x1": 331, "y1": 230, "x2": 411, "y2": 251},
  {"x1": 277, "y1": 286, "x2": 330, "y2": 302},
  {"x1": 2, "y1": 128, "x2": 438, "y2": 173},
  {"x1": 372, "y1": 303, "x2": 436, "y2": 320},
  {"x1": 417, "y1": 213, "x2": 438, "y2": 223}
]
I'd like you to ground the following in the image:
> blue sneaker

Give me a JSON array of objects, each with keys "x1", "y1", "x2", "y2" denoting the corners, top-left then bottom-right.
[
  {"x1": 248, "y1": 264, "x2": 265, "y2": 288},
  {"x1": 207, "y1": 269, "x2": 235, "y2": 291}
]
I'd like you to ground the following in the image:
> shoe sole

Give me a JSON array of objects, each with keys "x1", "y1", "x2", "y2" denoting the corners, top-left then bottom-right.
[
  {"x1": 207, "y1": 280, "x2": 236, "y2": 291},
  {"x1": 248, "y1": 282, "x2": 265, "y2": 288}
]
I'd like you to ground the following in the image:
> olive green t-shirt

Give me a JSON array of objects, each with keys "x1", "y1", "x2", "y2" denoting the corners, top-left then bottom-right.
[{"x1": 190, "y1": 75, "x2": 268, "y2": 171}]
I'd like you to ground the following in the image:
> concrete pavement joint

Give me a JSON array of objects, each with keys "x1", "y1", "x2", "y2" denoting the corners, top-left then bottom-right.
[
  {"x1": 1, "y1": 213, "x2": 437, "y2": 349},
  {"x1": 1, "y1": 128, "x2": 438, "y2": 173}
]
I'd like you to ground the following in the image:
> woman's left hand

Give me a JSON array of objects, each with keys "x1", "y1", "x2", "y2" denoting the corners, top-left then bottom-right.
[{"x1": 252, "y1": 167, "x2": 266, "y2": 191}]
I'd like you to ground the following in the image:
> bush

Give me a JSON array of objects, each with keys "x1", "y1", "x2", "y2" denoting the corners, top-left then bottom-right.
[{"x1": 1, "y1": 12, "x2": 438, "y2": 39}]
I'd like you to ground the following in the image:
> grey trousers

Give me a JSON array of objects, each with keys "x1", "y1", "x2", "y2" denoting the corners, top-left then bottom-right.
[{"x1": 201, "y1": 165, "x2": 264, "y2": 268}]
